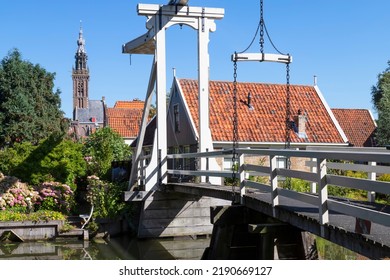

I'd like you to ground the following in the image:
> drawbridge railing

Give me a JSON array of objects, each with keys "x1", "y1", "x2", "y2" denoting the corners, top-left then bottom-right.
[{"x1": 166, "y1": 148, "x2": 390, "y2": 228}]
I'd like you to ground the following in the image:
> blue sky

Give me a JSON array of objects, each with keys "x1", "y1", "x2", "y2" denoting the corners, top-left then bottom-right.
[{"x1": 1, "y1": 0, "x2": 389, "y2": 119}]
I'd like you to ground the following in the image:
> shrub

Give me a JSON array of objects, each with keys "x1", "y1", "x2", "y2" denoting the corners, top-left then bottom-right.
[
  {"x1": 0, "y1": 172, "x2": 39, "y2": 211},
  {"x1": 86, "y1": 176, "x2": 127, "y2": 219},
  {"x1": 0, "y1": 136, "x2": 86, "y2": 190},
  {"x1": 0, "y1": 209, "x2": 65, "y2": 222},
  {"x1": 82, "y1": 127, "x2": 132, "y2": 180},
  {"x1": 34, "y1": 182, "x2": 74, "y2": 215}
]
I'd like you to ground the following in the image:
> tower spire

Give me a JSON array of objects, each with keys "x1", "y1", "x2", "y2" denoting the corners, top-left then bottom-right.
[
  {"x1": 75, "y1": 21, "x2": 88, "y2": 70},
  {"x1": 72, "y1": 22, "x2": 90, "y2": 113},
  {"x1": 77, "y1": 21, "x2": 86, "y2": 54}
]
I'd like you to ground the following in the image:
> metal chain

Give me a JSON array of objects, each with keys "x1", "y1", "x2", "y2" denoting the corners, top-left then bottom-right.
[
  {"x1": 232, "y1": 55, "x2": 239, "y2": 203},
  {"x1": 259, "y1": 0, "x2": 264, "y2": 54},
  {"x1": 284, "y1": 60, "x2": 291, "y2": 150},
  {"x1": 285, "y1": 60, "x2": 292, "y2": 184}
]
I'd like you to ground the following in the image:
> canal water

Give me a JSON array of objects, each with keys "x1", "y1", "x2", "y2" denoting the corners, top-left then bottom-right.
[
  {"x1": 0, "y1": 235, "x2": 362, "y2": 260},
  {"x1": 0, "y1": 235, "x2": 211, "y2": 260}
]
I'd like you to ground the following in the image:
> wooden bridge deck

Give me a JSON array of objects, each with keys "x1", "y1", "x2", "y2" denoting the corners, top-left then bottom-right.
[{"x1": 164, "y1": 182, "x2": 390, "y2": 259}]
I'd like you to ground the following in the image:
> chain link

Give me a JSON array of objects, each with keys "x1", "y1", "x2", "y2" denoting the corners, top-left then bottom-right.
[
  {"x1": 285, "y1": 59, "x2": 292, "y2": 179},
  {"x1": 232, "y1": 55, "x2": 239, "y2": 203},
  {"x1": 259, "y1": 0, "x2": 264, "y2": 54},
  {"x1": 284, "y1": 60, "x2": 291, "y2": 150}
]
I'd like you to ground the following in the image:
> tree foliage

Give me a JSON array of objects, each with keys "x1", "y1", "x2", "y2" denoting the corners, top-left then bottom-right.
[
  {"x1": 82, "y1": 127, "x2": 132, "y2": 180},
  {"x1": 371, "y1": 61, "x2": 390, "y2": 146},
  {"x1": 0, "y1": 49, "x2": 66, "y2": 147},
  {"x1": 0, "y1": 136, "x2": 86, "y2": 189}
]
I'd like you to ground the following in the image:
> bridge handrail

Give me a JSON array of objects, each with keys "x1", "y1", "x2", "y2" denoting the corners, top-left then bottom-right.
[
  {"x1": 166, "y1": 148, "x2": 390, "y2": 228},
  {"x1": 167, "y1": 148, "x2": 390, "y2": 163}
]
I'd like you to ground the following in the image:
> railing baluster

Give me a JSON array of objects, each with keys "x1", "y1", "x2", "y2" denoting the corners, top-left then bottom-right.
[
  {"x1": 310, "y1": 157, "x2": 317, "y2": 194},
  {"x1": 239, "y1": 152, "x2": 245, "y2": 204},
  {"x1": 270, "y1": 155, "x2": 279, "y2": 207},
  {"x1": 368, "y1": 161, "x2": 376, "y2": 202},
  {"x1": 317, "y1": 158, "x2": 329, "y2": 224}
]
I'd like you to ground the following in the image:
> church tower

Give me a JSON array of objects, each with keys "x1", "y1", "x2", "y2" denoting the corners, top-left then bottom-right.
[{"x1": 72, "y1": 24, "x2": 89, "y2": 113}]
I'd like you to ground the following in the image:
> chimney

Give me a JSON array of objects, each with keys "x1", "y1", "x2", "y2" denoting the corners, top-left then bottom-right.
[
  {"x1": 296, "y1": 109, "x2": 308, "y2": 138},
  {"x1": 314, "y1": 75, "x2": 318, "y2": 86},
  {"x1": 247, "y1": 92, "x2": 254, "y2": 110}
]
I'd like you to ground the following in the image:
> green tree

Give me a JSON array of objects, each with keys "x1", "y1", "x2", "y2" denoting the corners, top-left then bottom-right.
[
  {"x1": 0, "y1": 49, "x2": 65, "y2": 147},
  {"x1": 0, "y1": 136, "x2": 86, "y2": 189},
  {"x1": 82, "y1": 127, "x2": 132, "y2": 180},
  {"x1": 371, "y1": 61, "x2": 390, "y2": 145}
]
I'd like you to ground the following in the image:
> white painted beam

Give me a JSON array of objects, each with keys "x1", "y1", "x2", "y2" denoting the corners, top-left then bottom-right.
[
  {"x1": 122, "y1": 32, "x2": 155, "y2": 55},
  {"x1": 137, "y1": 3, "x2": 224, "y2": 19},
  {"x1": 232, "y1": 53, "x2": 292, "y2": 64},
  {"x1": 128, "y1": 61, "x2": 157, "y2": 190}
]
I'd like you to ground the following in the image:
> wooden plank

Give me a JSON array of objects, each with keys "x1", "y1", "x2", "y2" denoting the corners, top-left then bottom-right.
[
  {"x1": 237, "y1": 148, "x2": 390, "y2": 164},
  {"x1": 327, "y1": 175, "x2": 390, "y2": 195},
  {"x1": 327, "y1": 200, "x2": 390, "y2": 227},
  {"x1": 278, "y1": 188, "x2": 318, "y2": 206},
  {"x1": 305, "y1": 161, "x2": 390, "y2": 174},
  {"x1": 244, "y1": 180, "x2": 270, "y2": 193},
  {"x1": 277, "y1": 168, "x2": 317, "y2": 182},
  {"x1": 307, "y1": 146, "x2": 390, "y2": 153},
  {"x1": 167, "y1": 150, "x2": 227, "y2": 159},
  {"x1": 244, "y1": 164, "x2": 269, "y2": 174},
  {"x1": 167, "y1": 169, "x2": 232, "y2": 178},
  {"x1": 138, "y1": 3, "x2": 225, "y2": 19}
]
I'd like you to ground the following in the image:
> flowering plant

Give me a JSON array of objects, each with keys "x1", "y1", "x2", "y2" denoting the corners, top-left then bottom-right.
[
  {"x1": 34, "y1": 182, "x2": 74, "y2": 214},
  {"x1": 0, "y1": 172, "x2": 39, "y2": 211}
]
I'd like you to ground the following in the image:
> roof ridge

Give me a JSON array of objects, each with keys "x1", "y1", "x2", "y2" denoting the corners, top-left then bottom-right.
[{"x1": 178, "y1": 78, "x2": 315, "y2": 88}]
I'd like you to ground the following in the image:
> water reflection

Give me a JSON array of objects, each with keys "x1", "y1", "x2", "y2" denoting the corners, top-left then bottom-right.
[{"x1": 0, "y1": 235, "x2": 211, "y2": 260}]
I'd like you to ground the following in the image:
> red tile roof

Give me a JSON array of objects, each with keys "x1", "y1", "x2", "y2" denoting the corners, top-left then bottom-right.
[
  {"x1": 114, "y1": 99, "x2": 145, "y2": 109},
  {"x1": 106, "y1": 107, "x2": 143, "y2": 138},
  {"x1": 178, "y1": 79, "x2": 346, "y2": 144},
  {"x1": 332, "y1": 109, "x2": 377, "y2": 147}
]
